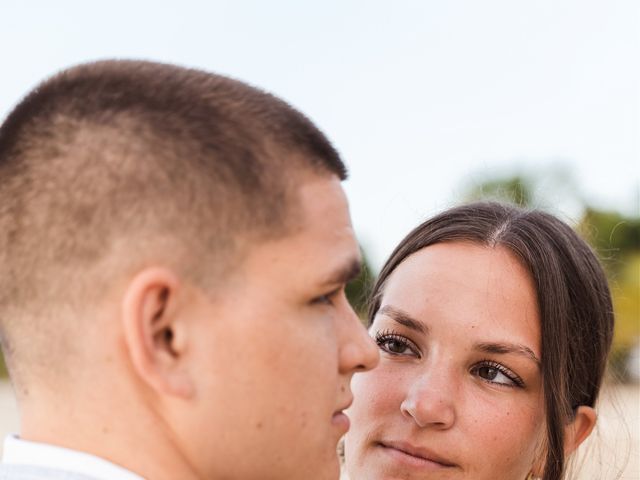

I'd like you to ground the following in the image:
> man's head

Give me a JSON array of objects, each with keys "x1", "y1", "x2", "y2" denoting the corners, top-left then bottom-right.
[{"x1": 0, "y1": 60, "x2": 378, "y2": 479}]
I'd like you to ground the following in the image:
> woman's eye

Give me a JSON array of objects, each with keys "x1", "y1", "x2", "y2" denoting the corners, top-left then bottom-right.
[
  {"x1": 382, "y1": 338, "x2": 409, "y2": 354},
  {"x1": 476, "y1": 366, "x2": 511, "y2": 384},
  {"x1": 471, "y1": 362, "x2": 523, "y2": 388},
  {"x1": 374, "y1": 331, "x2": 419, "y2": 357}
]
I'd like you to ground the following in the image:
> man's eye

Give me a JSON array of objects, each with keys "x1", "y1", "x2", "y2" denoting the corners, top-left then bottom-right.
[
  {"x1": 313, "y1": 294, "x2": 333, "y2": 305},
  {"x1": 311, "y1": 288, "x2": 340, "y2": 306},
  {"x1": 471, "y1": 361, "x2": 524, "y2": 388}
]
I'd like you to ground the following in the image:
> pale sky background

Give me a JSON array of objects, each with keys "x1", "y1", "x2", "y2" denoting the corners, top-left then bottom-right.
[{"x1": 1, "y1": 0, "x2": 638, "y2": 269}]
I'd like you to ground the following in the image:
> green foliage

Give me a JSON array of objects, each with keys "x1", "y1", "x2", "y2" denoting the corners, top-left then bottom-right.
[
  {"x1": 464, "y1": 174, "x2": 534, "y2": 206},
  {"x1": 462, "y1": 165, "x2": 580, "y2": 210},
  {"x1": 579, "y1": 212, "x2": 640, "y2": 356},
  {"x1": 579, "y1": 208, "x2": 640, "y2": 260},
  {"x1": 607, "y1": 345, "x2": 633, "y2": 382},
  {"x1": 609, "y1": 254, "x2": 640, "y2": 349},
  {"x1": 345, "y1": 249, "x2": 375, "y2": 322},
  {"x1": 0, "y1": 351, "x2": 7, "y2": 378}
]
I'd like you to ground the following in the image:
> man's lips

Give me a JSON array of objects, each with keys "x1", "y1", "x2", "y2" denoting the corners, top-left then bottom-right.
[
  {"x1": 331, "y1": 396, "x2": 354, "y2": 431},
  {"x1": 378, "y1": 440, "x2": 458, "y2": 469},
  {"x1": 331, "y1": 411, "x2": 350, "y2": 431}
]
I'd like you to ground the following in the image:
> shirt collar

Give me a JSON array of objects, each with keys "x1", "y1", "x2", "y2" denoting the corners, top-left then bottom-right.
[{"x1": 2, "y1": 435, "x2": 145, "y2": 480}]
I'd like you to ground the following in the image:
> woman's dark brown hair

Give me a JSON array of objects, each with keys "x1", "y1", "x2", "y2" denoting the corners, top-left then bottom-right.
[{"x1": 368, "y1": 202, "x2": 614, "y2": 480}]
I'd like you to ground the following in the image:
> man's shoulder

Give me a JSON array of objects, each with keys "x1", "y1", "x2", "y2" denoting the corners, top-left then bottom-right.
[{"x1": 0, "y1": 464, "x2": 99, "y2": 480}]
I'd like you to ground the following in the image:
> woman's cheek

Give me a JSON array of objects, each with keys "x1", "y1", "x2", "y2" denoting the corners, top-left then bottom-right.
[
  {"x1": 463, "y1": 395, "x2": 544, "y2": 475},
  {"x1": 352, "y1": 364, "x2": 408, "y2": 420}
]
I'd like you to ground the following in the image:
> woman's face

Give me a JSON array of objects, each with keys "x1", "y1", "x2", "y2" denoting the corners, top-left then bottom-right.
[{"x1": 345, "y1": 241, "x2": 545, "y2": 480}]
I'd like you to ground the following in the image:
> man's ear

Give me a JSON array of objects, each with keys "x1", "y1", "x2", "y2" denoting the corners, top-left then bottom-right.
[
  {"x1": 563, "y1": 405, "x2": 597, "y2": 456},
  {"x1": 121, "y1": 267, "x2": 194, "y2": 399}
]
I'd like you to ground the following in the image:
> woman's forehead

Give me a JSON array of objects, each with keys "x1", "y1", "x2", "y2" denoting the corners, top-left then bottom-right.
[
  {"x1": 378, "y1": 242, "x2": 541, "y2": 348},
  {"x1": 385, "y1": 242, "x2": 536, "y2": 303}
]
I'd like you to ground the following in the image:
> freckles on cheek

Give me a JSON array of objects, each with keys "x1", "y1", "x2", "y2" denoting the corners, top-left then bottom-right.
[{"x1": 470, "y1": 405, "x2": 543, "y2": 470}]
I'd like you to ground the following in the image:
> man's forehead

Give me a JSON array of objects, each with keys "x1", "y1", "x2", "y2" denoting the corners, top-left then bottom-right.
[{"x1": 296, "y1": 175, "x2": 350, "y2": 217}]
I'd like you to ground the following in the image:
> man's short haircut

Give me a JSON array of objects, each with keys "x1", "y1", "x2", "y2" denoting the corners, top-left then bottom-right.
[{"x1": 0, "y1": 60, "x2": 346, "y2": 374}]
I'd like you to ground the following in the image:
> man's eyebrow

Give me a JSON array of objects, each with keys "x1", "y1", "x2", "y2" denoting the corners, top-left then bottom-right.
[
  {"x1": 321, "y1": 258, "x2": 362, "y2": 286},
  {"x1": 474, "y1": 342, "x2": 541, "y2": 367},
  {"x1": 378, "y1": 305, "x2": 428, "y2": 335}
]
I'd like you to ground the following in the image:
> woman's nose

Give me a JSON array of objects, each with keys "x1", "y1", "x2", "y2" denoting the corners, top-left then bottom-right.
[{"x1": 400, "y1": 368, "x2": 457, "y2": 429}]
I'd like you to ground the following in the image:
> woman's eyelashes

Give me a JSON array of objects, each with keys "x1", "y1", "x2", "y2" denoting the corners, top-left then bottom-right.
[
  {"x1": 375, "y1": 330, "x2": 421, "y2": 357},
  {"x1": 470, "y1": 360, "x2": 525, "y2": 388}
]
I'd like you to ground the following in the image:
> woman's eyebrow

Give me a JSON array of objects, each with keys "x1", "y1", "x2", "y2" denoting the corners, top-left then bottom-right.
[
  {"x1": 379, "y1": 305, "x2": 428, "y2": 335},
  {"x1": 474, "y1": 341, "x2": 541, "y2": 368}
]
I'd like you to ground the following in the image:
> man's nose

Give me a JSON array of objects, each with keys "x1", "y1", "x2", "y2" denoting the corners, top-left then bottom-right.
[
  {"x1": 400, "y1": 366, "x2": 457, "y2": 429},
  {"x1": 338, "y1": 303, "x2": 379, "y2": 374}
]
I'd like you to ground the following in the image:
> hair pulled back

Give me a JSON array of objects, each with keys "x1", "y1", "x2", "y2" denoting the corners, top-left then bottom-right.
[{"x1": 368, "y1": 202, "x2": 614, "y2": 480}]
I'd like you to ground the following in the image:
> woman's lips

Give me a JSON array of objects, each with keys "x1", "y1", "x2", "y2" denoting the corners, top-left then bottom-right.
[{"x1": 378, "y1": 440, "x2": 458, "y2": 470}]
